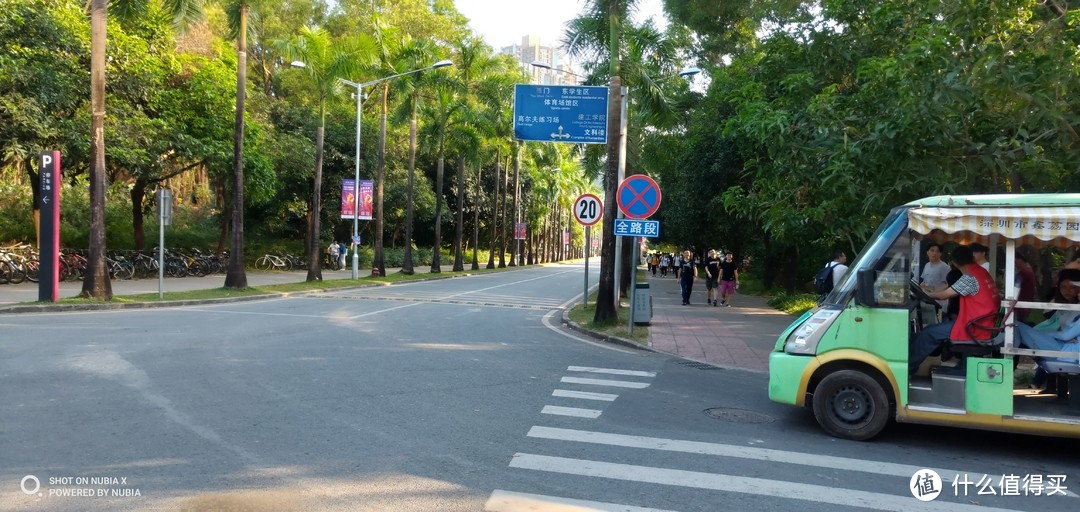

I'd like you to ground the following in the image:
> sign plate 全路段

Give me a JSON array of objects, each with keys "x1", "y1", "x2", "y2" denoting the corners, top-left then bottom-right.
[
  {"x1": 513, "y1": 84, "x2": 609, "y2": 144},
  {"x1": 614, "y1": 219, "x2": 660, "y2": 238}
]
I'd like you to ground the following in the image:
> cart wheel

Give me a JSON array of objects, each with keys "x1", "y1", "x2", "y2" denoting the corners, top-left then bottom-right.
[{"x1": 812, "y1": 369, "x2": 891, "y2": 441}]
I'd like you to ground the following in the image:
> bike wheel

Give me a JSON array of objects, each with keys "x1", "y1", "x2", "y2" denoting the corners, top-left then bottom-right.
[
  {"x1": 23, "y1": 260, "x2": 39, "y2": 283},
  {"x1": 0, "y1": 261, "x2": 12, "y2": 284},
  {"x1": 255, "y1": 256, "x2": 272, "y2": 271},
  {"x1": 6, "y1": 262, "x2": 25, "y2": 284}
]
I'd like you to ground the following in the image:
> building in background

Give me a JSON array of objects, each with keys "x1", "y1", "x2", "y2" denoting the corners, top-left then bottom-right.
[{"x1": 499, "y1": 35, "x2": 579, "y2": 85}]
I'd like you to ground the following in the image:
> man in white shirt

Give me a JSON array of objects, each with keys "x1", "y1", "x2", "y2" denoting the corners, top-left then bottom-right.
[{"x1": 828, "y1": 250, "x2": 848, "y2": 288}]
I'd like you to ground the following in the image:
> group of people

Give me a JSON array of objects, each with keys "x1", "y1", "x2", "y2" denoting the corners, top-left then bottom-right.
[
  {"x1": 646, "y1": 249, "x2": 741, "y2": 307},
  {"x1": 909, "y1": 242, "x2": 1080, "y2": 390},
  {"x1": 326, "y1": 240, "x2": 350, "y2": 270}
]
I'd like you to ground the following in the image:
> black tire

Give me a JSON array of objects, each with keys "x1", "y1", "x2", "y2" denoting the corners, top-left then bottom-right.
[{"x1": 812, "y1": 369, "x2": 891, "y2": 441}]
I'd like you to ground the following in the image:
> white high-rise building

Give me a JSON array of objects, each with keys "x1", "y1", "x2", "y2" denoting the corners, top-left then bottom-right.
[{"x1": 498, "y1": 35, "x2": 579, "y2": 85}]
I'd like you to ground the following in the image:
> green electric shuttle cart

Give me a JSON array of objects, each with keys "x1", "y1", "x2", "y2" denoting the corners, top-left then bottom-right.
[{"x1": 769, "y1": 194, "x2": 1080, "y2": 440}]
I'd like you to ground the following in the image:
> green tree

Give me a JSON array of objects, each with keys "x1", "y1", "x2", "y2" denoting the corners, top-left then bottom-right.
[
  {"x1": 81, "y1": 0, "x2": 206, "y2": 299},
  {"x1": 276, "y1": 26, "x2": 376, "y2": 281}
]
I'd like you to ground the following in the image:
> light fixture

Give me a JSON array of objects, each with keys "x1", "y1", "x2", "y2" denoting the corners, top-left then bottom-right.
[{"x1": 678, "y1": 67, "x2": 702, "y2": 78}]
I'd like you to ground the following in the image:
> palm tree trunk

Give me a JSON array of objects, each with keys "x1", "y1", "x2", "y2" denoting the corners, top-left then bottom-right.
[
  {"x1": 431, "y1": 154, "x2": 444, "y2": 273},
  {"x1": 471, "y1": 162, "x2": 481, "y2": 271},
  {"x1": 81, "y1": 0, "x2": 112, "y2": 300},
  {"x1": 453, "y1": 158, "x2": 465, "y2": 271},
  {"x1": 498, "y1": 151, "x2": 508, "y2": 268},
  {"x1": 131, "y1": 179, "x2": 146, "y2": 251},
  {"x1": 373, "y1": 82, "x2": 388, "y2": 277},
  {"x1": 307, "y1": 118, "x2": 325, "y2": 282},
  {"x1": 594, "y1": 75, "x2": 621, "y2": 322},
  {"x1": 402, "y1": 94, "x2": 418, "y2": 275},
  {"x1": 224, "y1": 3, "x2": 248, "y2": 289},
  {"x1": 487, "y1": 149, "x2": 500, "y2": 269}
]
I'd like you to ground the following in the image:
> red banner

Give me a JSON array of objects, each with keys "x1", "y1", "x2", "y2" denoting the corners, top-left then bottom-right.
[{"x1": 514, "y1": 222, "x2": 527, "y2": 240}]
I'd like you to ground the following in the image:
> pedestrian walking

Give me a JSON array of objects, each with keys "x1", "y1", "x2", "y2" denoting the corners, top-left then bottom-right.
[
  {"x1": 660, "y1": 253, "x2": 670, "y2": 277},
  {"x1": 673, "y1": 252, "x2": 682, "y2": 279},
  {"x1": 338, "y1": 240, "x2": 348, "y2": 269},
  {"x1": 719, "y1": 252, "x2": 739, "y2": 307},
  {"x1": 679, "y1": 250, "x2": 698, "y2": 305},
  {"x1": 704, "y1": 249, "x2": 721, "y2": 306}
]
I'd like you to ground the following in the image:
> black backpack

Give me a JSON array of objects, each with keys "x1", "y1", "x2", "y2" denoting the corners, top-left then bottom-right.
[{"x1": 814, "y1": 263, "x2": 837, "y2": 295}]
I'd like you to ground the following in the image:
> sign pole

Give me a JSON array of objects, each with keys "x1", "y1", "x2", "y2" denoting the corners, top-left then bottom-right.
[
  {"x1": 628, "y1": 236, "x2": 638, "y2": 335},
  {"x1": 584, "y1": 225, "x2": 590, "y2": 307}
]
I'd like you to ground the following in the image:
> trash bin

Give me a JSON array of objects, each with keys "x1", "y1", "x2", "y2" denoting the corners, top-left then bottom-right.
[{"x1": 633, "y1": 282, "x2": 652, "y2": 325}]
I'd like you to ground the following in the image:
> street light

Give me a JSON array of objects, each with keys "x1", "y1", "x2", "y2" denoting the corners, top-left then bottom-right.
[
  {"x1": 529, "y1": 60, "x2": 588, "y2": 83},
  {"x1": 337, "y1": 59, "x2": 453, "y2": 279}
]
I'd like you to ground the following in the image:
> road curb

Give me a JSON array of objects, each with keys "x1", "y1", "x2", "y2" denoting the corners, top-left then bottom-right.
[
  {"x1": 0, "y1": 268, "x2": 519, "y2": 314},
  {"x1": 560, "y1": 308, "x2": 653, "y2": 352}
]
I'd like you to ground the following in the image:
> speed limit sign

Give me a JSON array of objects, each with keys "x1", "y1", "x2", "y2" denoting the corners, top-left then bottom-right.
[{"x1": 573, "y1": 193, "x2": 603, "y2": 226}]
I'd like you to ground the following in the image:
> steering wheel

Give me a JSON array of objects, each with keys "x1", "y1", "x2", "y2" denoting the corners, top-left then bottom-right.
[{"x1": 909, "y1": 278, "x2": 940, "y2": 308}]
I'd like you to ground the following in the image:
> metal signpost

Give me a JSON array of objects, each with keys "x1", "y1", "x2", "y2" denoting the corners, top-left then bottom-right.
[
  {"x1": 156, "y1": 189, "x2": 173, "y2": 298},
  {"x1": 616, "y1": 176, "x2": 662, "y2": 335},
  {"x1": 573, "y1": 193, "x2": 603, "y2": 308}
]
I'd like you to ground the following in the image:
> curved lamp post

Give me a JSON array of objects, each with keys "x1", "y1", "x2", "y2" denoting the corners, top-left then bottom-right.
[{"x1": 337, "y1": 59, "x2": 453, "y2": 279}]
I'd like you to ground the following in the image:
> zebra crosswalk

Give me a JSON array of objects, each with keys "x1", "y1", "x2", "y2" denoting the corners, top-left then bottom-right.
[{"x1": 485, "y1": 365, "x2": 1062, "y2": 512}]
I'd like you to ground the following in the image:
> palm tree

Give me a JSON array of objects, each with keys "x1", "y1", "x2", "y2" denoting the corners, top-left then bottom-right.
[
  {"x1": 565, "y1": 0, "x2": 692, "y2": 322},
  {"x1": 223, "y1": 0, "x2": 265, "y2": 289},
  {"x1": 276, "y1": 27, "x2": 376, "y2": 281},
  {"x1": 390, "y1": 39, "x2": 441, "y2": 275},
  {"x1": 419, "y1": 84, "x2": 464, "y2": 273},
  {"x1": 81, "y1": 0, "x2": 205, "y2": 299}
]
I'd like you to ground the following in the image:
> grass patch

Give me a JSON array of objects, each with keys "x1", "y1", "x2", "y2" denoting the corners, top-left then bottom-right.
[
  {"x1": 767, "y1": 292, "x2": 820, "y2": 316},
  {"x1": 566, "y1": 290, "x2": 650, "y2": 346}
]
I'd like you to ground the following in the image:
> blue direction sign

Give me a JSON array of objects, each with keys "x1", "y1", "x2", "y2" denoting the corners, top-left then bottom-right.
[
  {"x1": 514, "y1": 84, "x2": 609, "y2": 144},
  {"x1": 614, "y1": 219, "x2": 660, "y2": 238},
  {"x1": 617, "y1": 175, "x2": 662, "y2": 219}
]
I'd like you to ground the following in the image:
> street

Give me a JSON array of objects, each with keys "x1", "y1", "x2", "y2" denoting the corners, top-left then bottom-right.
[{"x1": 1, "y1": 262, "x2": 1078, "y2": 511}]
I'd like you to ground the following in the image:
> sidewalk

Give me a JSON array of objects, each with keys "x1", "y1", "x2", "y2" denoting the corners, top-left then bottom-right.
[
  {"x1": 643, "y1": 270, "x2": 795, "y2": 372},
  {"x1": 0, "y1": 267, "x2": 406, "y2": 305}
]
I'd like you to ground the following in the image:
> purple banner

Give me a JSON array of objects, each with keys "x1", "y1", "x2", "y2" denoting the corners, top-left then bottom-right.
[{"x1": 341, "y1": 179, "x2": 373, "y2": 220}]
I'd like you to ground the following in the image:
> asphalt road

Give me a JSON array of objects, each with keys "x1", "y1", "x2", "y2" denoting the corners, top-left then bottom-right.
[{"x1": 1, "y1": 262, "x2": 1079, "y2": 511}]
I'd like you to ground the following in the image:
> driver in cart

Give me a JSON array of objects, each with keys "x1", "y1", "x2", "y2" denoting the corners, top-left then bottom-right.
[{"x1": 909, "y1": 245, "x2": 1001, "y2": 375}]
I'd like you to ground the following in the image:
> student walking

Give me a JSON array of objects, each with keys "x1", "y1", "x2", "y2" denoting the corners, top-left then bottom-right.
[
  {"x1": 679, "y1": 250, "x2": 698, "y2": 305},
  {"x1": 719, "y1": 252, "x2": 739, "y2": 307}
]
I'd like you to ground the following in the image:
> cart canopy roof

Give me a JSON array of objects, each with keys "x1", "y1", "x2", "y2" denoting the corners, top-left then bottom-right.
[{"x1": 906, "y1": 194, "x2": 1080, "y2": 245}]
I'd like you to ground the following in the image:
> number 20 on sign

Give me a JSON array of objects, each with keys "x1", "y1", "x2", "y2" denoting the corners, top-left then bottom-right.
[{"x1": 574, "y1": 193, "x2": 603, "y2": 226}]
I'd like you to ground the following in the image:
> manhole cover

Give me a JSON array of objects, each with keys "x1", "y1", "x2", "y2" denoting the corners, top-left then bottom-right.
[{"x1": 704, "y1": 407, "x2": 775, "y2": 424}]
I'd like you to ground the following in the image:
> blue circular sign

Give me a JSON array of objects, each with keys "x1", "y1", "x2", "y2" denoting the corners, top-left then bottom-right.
[{"x1": 617, "y1": 175, "x2": 662, "y2": 219}]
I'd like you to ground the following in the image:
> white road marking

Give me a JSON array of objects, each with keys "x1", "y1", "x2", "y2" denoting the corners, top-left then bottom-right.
[
  {"x1": 509, "y1": 453, "x2": 1019, "y2": 512},
  {"x1": 526, "y1": 426, "x2": 1071, "y2": 493},
  {"x1": 542, "y1": 405, "x2": 603, "y2": 418},
  {"x1": 561, "y1": 376, "x2": 650, "y2": 389},
  {"x1": 567, "y1": 366, "x2": 656, "y2": 378},
  {"x1": 485, "y1": 489, "x2": 678, "y2": 512},
  {"x1": 552, "y1": 389, "x2": 619, "y2": 402}
]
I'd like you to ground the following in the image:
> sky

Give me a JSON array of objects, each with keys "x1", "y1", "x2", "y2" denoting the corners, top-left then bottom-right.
[{"x1": 452, "y1": 0, "x2": 668, "y2": 51}]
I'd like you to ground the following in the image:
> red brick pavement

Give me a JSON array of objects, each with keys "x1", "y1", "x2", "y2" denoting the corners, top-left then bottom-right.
[{"x1": 641, "y1": 269, "x2": 796, "y2": 372}]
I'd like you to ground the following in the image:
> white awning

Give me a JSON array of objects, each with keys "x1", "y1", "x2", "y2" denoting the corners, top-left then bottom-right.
[{"x1": 909, "y1": 206, "x2": 1080, "y2": 244}]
